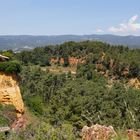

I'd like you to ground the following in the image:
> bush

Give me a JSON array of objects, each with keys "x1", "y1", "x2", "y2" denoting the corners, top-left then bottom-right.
[
  {"x1": 0, "y1": 61, "x2": 21, "y2": 73},
  {"x1": 26, "y1": 96, "x2": 44, "y2": 116}
]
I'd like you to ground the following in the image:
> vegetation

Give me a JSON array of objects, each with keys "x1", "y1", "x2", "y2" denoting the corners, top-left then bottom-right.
[
  {"x1": 0, "y1": 61, "x2": 21, "y2": 73},
  {"x1": 0, "y1": 41, "x2": 140, "y2": 139},
  {"x1": 0, "y1": 104, "x2": 16, "y2": 126},
  {"x1": 20, "y1": 67, "x2": 140, "y2": 129},
  {"x1": 15, "y1": 41, "x2": 140, "y2": 79}
]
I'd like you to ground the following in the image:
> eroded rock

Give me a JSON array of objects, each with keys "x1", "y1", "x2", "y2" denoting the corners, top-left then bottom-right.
[
  {"x1": 81, "y1": 124, "x2": 116, "y2": 140},
  {"x1": 0, "y1": 72, "x2": 24, "y2": 118},
  {"x1": 51, "y1": 57, "x2": 85, "y2": 66}
]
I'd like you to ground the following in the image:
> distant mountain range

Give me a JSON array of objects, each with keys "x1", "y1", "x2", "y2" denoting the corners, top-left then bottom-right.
[{"x1": 0, "y1": 34, "x2": 140, "y2": 51}]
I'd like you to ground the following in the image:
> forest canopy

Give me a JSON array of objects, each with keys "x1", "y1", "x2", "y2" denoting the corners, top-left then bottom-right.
[{"x1": 0, "y1": 41, "x2": 140, "y2": 139}]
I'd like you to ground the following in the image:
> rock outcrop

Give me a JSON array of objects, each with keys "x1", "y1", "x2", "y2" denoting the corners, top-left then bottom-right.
[
  {"x1": 0, "y1": 72, "x2": 24, "y2": 118},
  {"x1": 51, "y1": 57, "x2": 85, "y2": 66},
  {"x1": 81, "y1": 124, "x2": 116, "y2": 140}
]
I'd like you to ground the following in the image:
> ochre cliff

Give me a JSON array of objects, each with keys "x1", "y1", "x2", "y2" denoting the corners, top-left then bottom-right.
[
  {"x1": 51, "y1": 57, "x2": 85, "y2": 66},
  {"x1": 0, "y1": 72, "x2": 24, "y2": 118}
]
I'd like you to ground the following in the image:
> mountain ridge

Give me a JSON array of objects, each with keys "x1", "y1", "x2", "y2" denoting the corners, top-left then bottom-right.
[{"x1": 0, "y1": 34, "x2": 140, "y2": 51}]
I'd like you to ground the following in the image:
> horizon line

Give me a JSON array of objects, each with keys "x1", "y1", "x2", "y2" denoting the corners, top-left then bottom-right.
[{"x1": 0, "y1": 34, "x2": 140, "y2": 37}]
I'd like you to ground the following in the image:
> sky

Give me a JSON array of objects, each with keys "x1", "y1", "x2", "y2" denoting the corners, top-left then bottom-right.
[{"x1": 0, "y1": 0, "x2": 140, "y2": 35}]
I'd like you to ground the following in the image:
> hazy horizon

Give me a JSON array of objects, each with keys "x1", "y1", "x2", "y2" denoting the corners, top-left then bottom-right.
[{"x1": 0, "y1": 34, "x2": 140, "y2": 37}]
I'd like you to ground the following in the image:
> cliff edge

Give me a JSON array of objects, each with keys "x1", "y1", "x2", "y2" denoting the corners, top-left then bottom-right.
[{"x1": 0, "y1": 72, "x2": 24, "y2": 118}]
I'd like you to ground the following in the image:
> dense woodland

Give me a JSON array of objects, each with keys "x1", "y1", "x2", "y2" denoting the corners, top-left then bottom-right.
[{"x1": 0, "y1": 41, "x2": 140, "y2": 139}]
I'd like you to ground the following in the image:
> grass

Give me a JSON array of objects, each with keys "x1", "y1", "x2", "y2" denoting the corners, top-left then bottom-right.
[{"x1": 111, "y1": 130, "x2": 128, "y2": 140}]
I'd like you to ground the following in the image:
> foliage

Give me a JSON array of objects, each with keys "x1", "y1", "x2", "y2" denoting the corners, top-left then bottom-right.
[
  {"x1": 0, "y1": 61, "x2": 21, "y2": 73},
  {"x1": 0, "y1": 41, "x2": 140, "y2": 139},
  {"x1": 20, "y1": 66, "x2": 140, "y2": 130},
  {"x1": 15, "y1": 41, "x2": 140, "y2": 78},
  {"x1": 0, "y1": 104, "x2": 16, "y2": 126}
]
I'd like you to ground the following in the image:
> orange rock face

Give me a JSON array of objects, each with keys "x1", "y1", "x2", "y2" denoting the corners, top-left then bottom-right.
[
  {"x1": 51, "y1": 57, "x2": 85, "y2": 66},
  {"x1": 68, "y1": 57, "x2": 84, "y2": 65},
  {"x1": 0, "y1": 72, "x2": 24, "y2": 118}
]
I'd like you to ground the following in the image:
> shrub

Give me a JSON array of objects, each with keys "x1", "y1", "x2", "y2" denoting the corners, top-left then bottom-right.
[
  {"x1": 0, "y1": 61, "x2": 21, "y2": 73},
  {"x1": 26, "y1": 96, "x2": 44, "y2": 116}
]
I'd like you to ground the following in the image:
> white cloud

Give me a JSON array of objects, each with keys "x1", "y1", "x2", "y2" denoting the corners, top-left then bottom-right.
[
  {"x1": 96, "y1": 28, "x2": 104, "y2": 33},
  {"x1": 108, "y1": 15, "x2": 140, "y2": 33}
]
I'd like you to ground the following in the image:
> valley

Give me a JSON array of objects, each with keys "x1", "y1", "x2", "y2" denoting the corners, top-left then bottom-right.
[{"x1": 0, "y1": 41, "x2": 140, "y2": 139}]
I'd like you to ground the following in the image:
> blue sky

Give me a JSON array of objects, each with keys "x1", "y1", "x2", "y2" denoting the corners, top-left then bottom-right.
[{"x1": 0, "y1": 0, "x2": 140, "y2": 35}]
